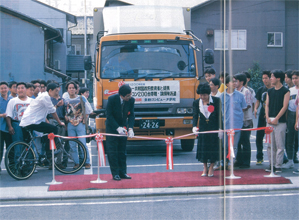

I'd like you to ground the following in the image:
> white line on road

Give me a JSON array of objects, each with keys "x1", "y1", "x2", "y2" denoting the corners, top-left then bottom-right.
[{"x1": 1, "y1": 193, "x2": 299, "y2": 208}]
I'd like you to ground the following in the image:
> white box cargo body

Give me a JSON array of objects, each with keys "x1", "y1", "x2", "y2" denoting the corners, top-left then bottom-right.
[{"x1": 102, "y1": 6, "x2": 186, "y2": 35}]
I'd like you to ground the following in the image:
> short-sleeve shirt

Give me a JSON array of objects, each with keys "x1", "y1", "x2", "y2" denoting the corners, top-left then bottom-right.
[
  {"x1": 47, "y1": 97, "x2": 65, "y2": 119},
  {"x1": 6, "y1": 97, "x2": 32, "y2": 122},
  {"x1": 220, "y1": 90, "x2": 247, "y2": 130},
  {"x1": 255, "y1": 85, "x2": 269, "y2": 117},
  {"x1": 238, "y1": 86, "x2": 253, "y2": 121},
  {"x1": 20, "y1": 92, "x2": 56, "y2": 127},
  {"x1": 0, "y1": 95, "x2": 12, "y2": 132},
  {"x1": 247, "y1": 86, "x2": 256, "y2": 104},
  {"x1": 64, "y1": 95, "x2": 93, "y2": 126},
  {"x1": 267, "y1": 86, "x2": 290, "y2": 123},
  {"x1": 288, "y1": 86, "x2": 299, "y2": 112}
]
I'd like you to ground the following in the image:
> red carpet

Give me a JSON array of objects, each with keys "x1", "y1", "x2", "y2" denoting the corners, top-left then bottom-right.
[{"x1": 48, "y1": 169, "x2": 291, "y2": 191}]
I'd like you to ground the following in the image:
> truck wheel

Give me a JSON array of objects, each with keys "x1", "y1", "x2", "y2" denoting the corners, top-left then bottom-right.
[{"x1": 181, "y1": 139, "x2": 195, "y2": 151}]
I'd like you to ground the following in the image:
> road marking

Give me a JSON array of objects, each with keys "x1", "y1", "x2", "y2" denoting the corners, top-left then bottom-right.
[{"x1": 1, "y1": 193, "x2": 299, "y2": 208}]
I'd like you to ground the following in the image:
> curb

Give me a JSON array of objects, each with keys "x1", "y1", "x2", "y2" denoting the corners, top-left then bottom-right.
[{"x1": 1, "y1": 183, "x2": 298, "y2": 202}]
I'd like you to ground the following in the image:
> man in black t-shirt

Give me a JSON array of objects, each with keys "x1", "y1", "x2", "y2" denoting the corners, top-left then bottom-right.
[
  {"x1": 254, "y1": 71, "x2": 273, "y2": 164},
  {"x1": 265, "y1": 70, "x2": 290, "y2": 173}
]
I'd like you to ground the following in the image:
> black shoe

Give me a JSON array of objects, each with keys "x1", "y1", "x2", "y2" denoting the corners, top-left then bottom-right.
[
  {"x1": 113, "y1": 175, "x2": 121, "y2": 181},
  {"x1": 119, "y1": 174, "x2": 132, "y2": 179},
  {"x1": 265, "y1": 166, "x2": 276, "y2": 172}
]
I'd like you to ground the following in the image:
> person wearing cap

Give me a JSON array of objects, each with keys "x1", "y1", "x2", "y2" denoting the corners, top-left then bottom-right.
[{"x1": 105, "y1": 84, "x2": 135, "y2": 181}]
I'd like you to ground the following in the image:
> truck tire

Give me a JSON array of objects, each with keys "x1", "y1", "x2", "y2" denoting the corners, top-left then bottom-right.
[{"x1": 181, "y1": 139, "x2": 195, "y2": 151}]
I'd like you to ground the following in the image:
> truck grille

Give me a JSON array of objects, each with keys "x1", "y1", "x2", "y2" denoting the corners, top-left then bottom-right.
[{"x1": 134, "y1": 108, "x2": 169, "y2": 112}]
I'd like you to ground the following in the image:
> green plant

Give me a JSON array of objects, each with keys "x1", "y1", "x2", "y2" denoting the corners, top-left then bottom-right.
[{"x1": 248, "y1": 61, "x2": 263, "y2": 92}]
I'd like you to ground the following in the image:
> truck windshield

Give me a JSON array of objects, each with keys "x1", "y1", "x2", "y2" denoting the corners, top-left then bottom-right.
[{"x1": 100, "y1": 40, "x2": 196, "y2": 79}]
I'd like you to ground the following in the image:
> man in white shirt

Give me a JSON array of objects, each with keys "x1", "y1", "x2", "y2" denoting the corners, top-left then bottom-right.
[
  {"x1": 20, "y1": 83, "x2": 65, "y2": 134},
  {"x1": 6, "y1": 82, "x2": 32, "y2": 143}
]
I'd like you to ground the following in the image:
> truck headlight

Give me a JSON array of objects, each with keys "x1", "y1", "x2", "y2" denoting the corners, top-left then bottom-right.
[{"x1": 176, "y1": 108, "x2": 193, "y2": 114}]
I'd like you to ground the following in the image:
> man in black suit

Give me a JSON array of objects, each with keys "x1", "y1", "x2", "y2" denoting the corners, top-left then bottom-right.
[{"x1": 106, "y1": 84, "x2": 135, "y2": 181}]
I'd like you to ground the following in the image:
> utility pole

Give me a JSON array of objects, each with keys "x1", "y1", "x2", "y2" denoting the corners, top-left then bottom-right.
[{"x1": 84, "y1": 0, "x2": 87, "y2": 87}]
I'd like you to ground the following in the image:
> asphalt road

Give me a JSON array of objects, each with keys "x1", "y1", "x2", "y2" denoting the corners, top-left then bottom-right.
[{"x1": 1, "y1": 191, "x2": 298, "y2": 220}]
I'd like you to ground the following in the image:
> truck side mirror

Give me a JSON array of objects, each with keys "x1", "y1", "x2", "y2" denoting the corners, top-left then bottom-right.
[
  {"x1": 204, "y1": 49, "x2": 214, "y2": 64},
  {"x1": 84, "y1": 56, "x2": 92, "y2": 71}
]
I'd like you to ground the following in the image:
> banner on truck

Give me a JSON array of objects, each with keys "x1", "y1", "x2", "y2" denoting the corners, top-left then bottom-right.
[{"x1": 126, "y1": 81, "x2": 180, "y2": 104}]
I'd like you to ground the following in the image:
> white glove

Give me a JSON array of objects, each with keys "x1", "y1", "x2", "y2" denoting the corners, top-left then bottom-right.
[
  {"x1": 218, "y1": 129, "x2": 224, "y2": 139},
  {"x1": 117, "y1": 127, "x2": 127, "y2": 135},
  {"x1": 128, "y1": 128, "x2": 134, "y2": 138},
  {"x1": 192, "y1": 127, "x2": 199, "y2": 133}
]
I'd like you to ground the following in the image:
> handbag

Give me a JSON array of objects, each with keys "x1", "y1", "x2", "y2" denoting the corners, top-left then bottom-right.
[{"x1": 80, "y1": 95, "x2": 94, "y2": 143}]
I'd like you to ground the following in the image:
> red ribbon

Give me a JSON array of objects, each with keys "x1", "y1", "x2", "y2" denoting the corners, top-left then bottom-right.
[
  {"x1": 226, "y1": 129, "x2": 235, "y2": 160},
  {"x1": 165, "y1": 137, "x2": 174, "y2": 170},
  {"x1": 48, "y1": 133, "x2": 56, "y2": 150},
  {"x1": 264, "y1": 126, "x2": 274, "y2": 144},
  {"x1": 95, "y1": 134, "x2": 106, "y2": 167}
]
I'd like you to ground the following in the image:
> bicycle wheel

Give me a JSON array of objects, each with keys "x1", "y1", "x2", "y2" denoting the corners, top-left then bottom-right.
[
  {"x1": 5, "y1": 141, "x2": 36, "y2": 180},
  {"x1": 54, "y1": 138, "x2": 87, "y2": 174}
]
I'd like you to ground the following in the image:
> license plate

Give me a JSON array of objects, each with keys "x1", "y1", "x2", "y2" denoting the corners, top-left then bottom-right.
[{"x1": 139, "y1": 119, "x2": 160, "y2": 129}]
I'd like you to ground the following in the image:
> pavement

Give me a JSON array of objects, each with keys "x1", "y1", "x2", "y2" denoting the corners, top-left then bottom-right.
[
  {"x1": 1, "y1": 117, "x2": 299, "y2": 202},
  {"x1": 1, "y1": 163, "x2": 299, "y2": 202}
]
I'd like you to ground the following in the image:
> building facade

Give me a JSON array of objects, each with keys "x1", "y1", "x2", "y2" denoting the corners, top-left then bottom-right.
[
  {"x1": 0, "y1": 0, "x2": 77, "y2": 84},
  {"x1": 192, "y1": 0, "x2": 299, "y2": 75}
]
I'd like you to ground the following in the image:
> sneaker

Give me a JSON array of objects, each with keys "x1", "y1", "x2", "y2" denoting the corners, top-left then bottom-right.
[
  {"x1": 84, "y1": 163, "x2": 91, "y2": 169},
  {"x1": 293, "y1": 169, "x2": 299, "y2": 174},
  {"x1": 256, "y1": 159, "x2": 263, "y2": 165},
  {"x1": 34, "y1": 169, "x2": 38, "y2": 173},
  {"x1": 275, "y1": 168, "x2": 282, "y2": 173},
  {"x1": 213, "y1": 161, "x2": 219, "y2": 170},
  {"x1": 73, "y1": 164, "x2": 80, "y2": 169},
  {"x1": 281, "y1": 160, "x2": 294, "y2": 169}
]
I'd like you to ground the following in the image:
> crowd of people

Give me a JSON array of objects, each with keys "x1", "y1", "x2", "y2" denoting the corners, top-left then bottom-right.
[
  {"x1": 1, "y1": 69, "x2": 299, "y2": 178},
  {"x1": 0, "y1": 79, "x2": 93, "y2": 173},
  {"x1": 193, "y1": 68, "x2": 299, "y2": 176}
]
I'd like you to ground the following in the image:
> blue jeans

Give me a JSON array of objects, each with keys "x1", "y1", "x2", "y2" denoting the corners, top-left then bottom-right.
[
  {"x1": 221, "y1": 130, "x2": 241, "y2": 166},
  {"x1": 11, "y1": 121, "x2": 27, "y2": 161},
  {"x1": 67, "y1": 123, "x2": 90, "y2": 165}
]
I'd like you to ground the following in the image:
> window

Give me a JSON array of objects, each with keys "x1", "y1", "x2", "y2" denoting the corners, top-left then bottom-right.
[
  {"x1": 267, "y1": 32, "x2": 283, "y2": 47},
  {"x1": 69, "y1": 45, "x2": 76, "y2": 55},
  {"x1": 69, "y1": 45, "x2": 82, "y2": 55},
  {"x1": 214, "y1": 30, "x2": 247, "y2": 50}
]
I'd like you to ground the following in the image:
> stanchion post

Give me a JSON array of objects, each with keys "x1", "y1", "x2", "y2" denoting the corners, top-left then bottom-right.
[
  {"x1": 226, "y1": 130, "x2": 241, "y2": 179},
  {"x1": 91, "y1": 134, "x2": 107, "y2": 184},
  {"x1": 264, "y1": 128, "x2": 280, "y2": 178},
  {"x1": 46, "y1": 135, "x2": 62, "y2": 185}
]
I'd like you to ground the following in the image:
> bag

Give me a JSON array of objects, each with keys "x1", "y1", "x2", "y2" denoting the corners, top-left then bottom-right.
[
  {"x1": 86, "y1": 126, "x2": 95, "y2": 143},
  {"x1": 80, "y1": 96, "x2": 94, "y2": 143}
]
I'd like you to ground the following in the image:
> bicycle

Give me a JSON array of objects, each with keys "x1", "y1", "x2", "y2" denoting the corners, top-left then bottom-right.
[{"x1": 5, "y1": 129, "x2": 87, "y2": 180}]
